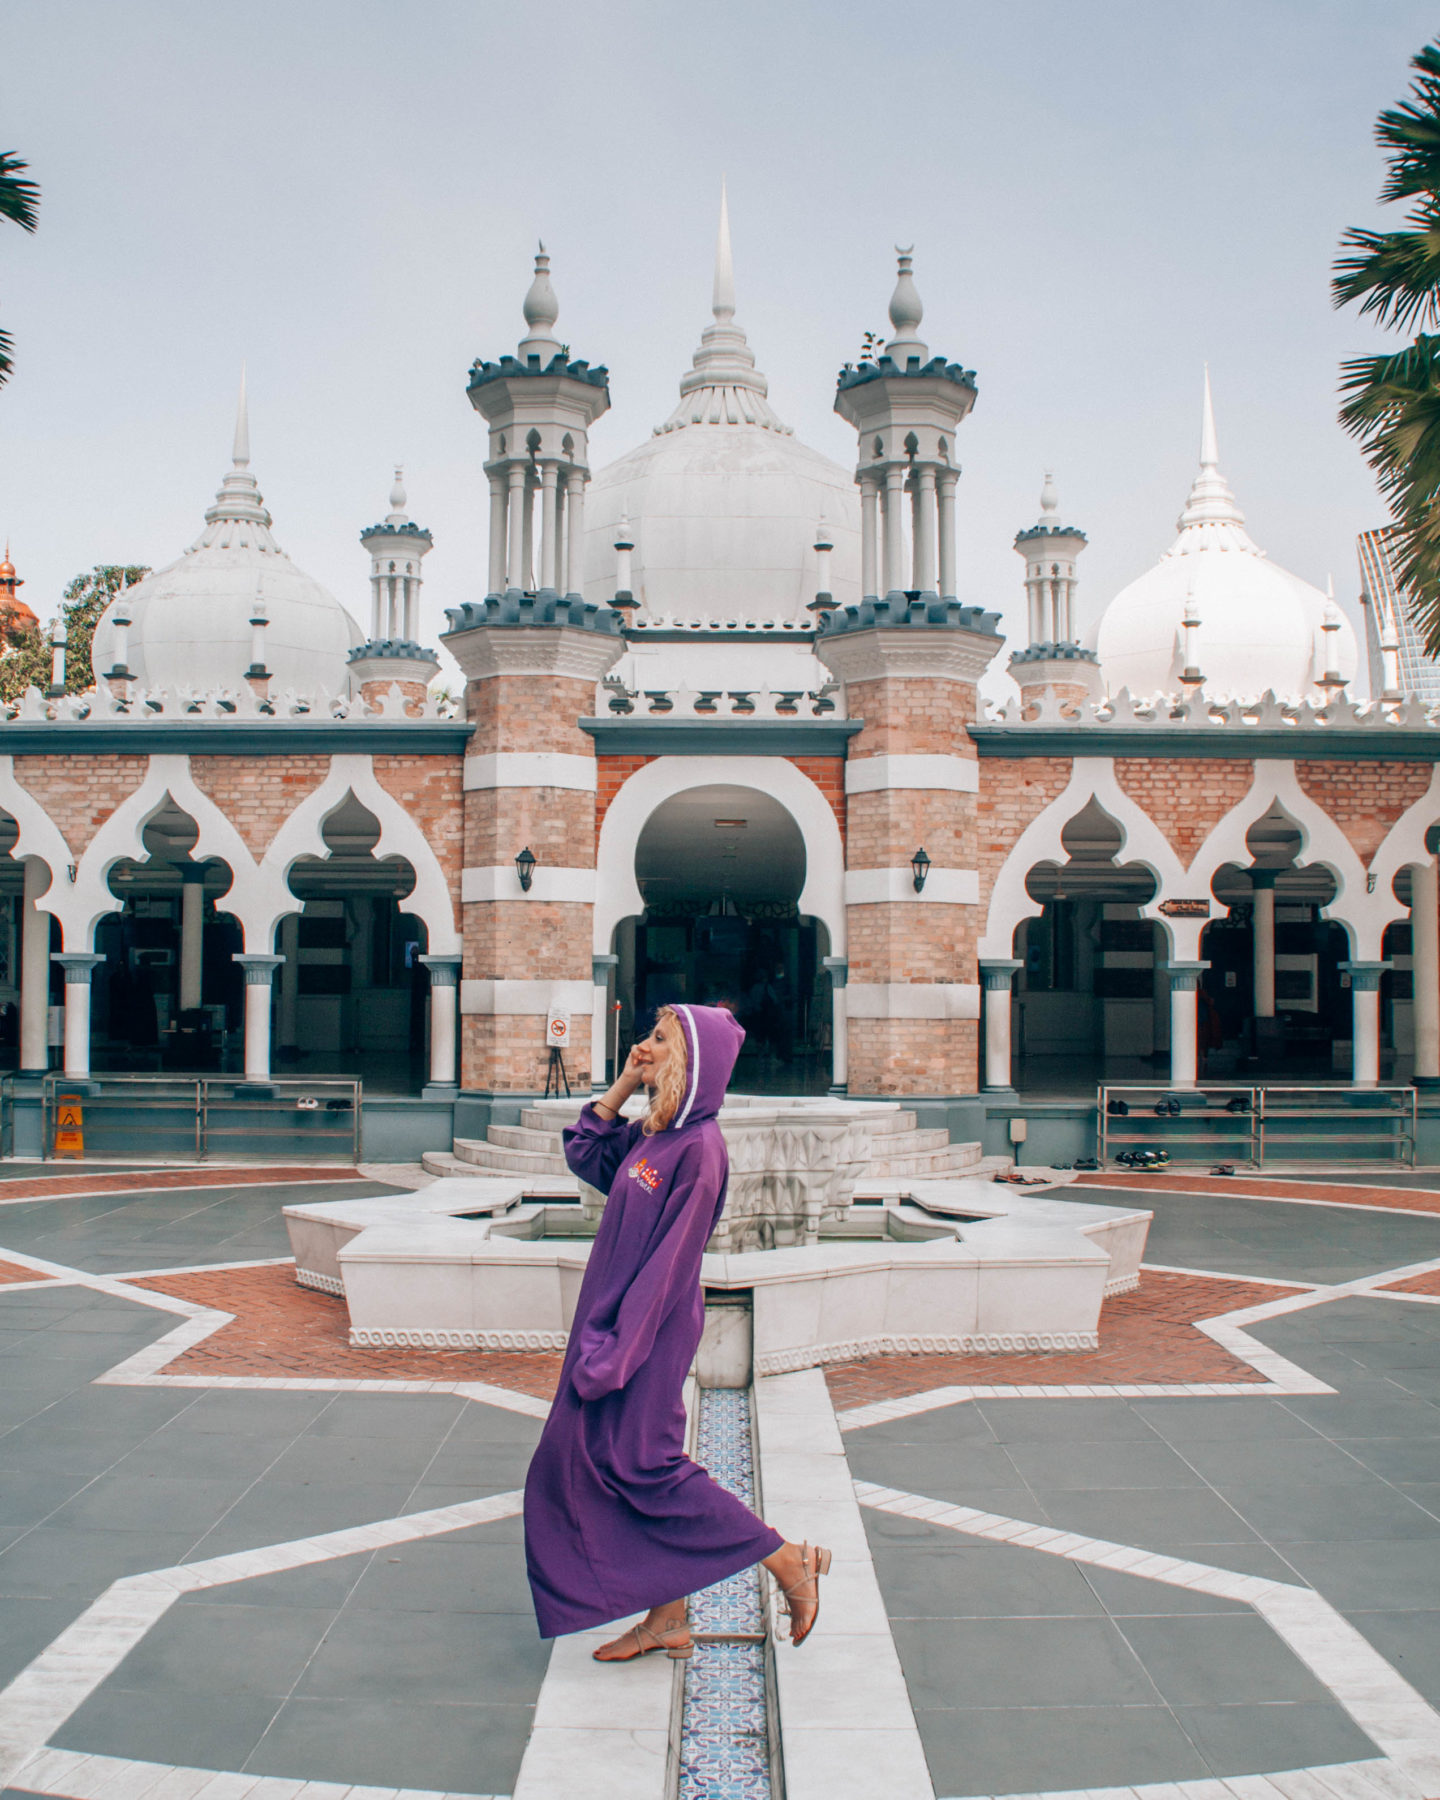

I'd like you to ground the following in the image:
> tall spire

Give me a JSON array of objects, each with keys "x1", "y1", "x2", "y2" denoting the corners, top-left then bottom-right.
[
  {"x1": 199, "y1": 374, "x2": 275, "y2": 539},
  {"x1": 885, "y1": 246, "x2": 929, "y2": 363},
  {"x1": 386, "y1": 466, "x2": 409, "y2": 525},
  {"x1": 232, "y1": 364, "x2": 250, "y2": 468},
  {"x1": 712, "y1": 179, "x2": 736, "y2": 322},
  {"x1": 518, "y1": 242, "x2": 562, "y2": 362},
  {"x1": 1038, "y1": 470, "x2": 1059, "y2": 524},
  {"x1": 1199, "y1": 362, "x2": 1219, "y2": 469},
  {"x1": 1176, "y1": 366, "x2": 1247, "y2": 533}
]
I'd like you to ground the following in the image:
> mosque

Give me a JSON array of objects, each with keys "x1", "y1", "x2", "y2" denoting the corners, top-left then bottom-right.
[{"x1": 1, "y1": 196, "x2": 1436, "y2": 1165}]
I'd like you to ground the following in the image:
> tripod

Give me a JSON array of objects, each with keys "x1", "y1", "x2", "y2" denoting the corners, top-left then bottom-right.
[{"x1": 543, "y1": 1045, "x2": 571, "y2": 1099}]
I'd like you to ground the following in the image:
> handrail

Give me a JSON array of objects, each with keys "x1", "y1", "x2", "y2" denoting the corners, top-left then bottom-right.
[{"x1": 39, "y1": 1073, "x2": 362, "y2": 1162}]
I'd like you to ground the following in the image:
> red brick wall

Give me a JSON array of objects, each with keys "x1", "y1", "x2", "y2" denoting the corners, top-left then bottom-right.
[
  {"x1": 848, "y1": 1019, "x2": 976, "y2": 1097},
  {"x1": 14, "y1": 755, "x2": 148, "y2": 856},
  {"x1": 1115, "y1": 759, "x2": 1256, "y2": 870},
  {"x1": 462, "y1": 1013, "x2": 592, "y2": 1093},
  {"x1": 976, "y1": 758, "x2": 1072, "y2": 920},
  {"x1": 1296, "y1": 761, "x2": 1435, "y2": 866},
  {"x1": 786, "y1": 754, "x2": 846, "y2": 845},
  {"x1": 844, "y1": 676, "x2": 978, "y2": 758},
  {"x1": 372, "y1": 755, "x2": 462, "y2": 918},
  {"x1": 189, "y1": 756, "x2": 331, "y2": 861},
  {"x1": 596, "y1": 754, "x2": 655, "y2": 831},
  {"x1": 467, "y1": 676, "x2": 597, "y2": 756}
]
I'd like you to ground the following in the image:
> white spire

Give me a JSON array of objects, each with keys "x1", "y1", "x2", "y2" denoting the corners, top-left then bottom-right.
[
  {"x1": 232, "y1": 365, "x2": 250, "y2": 467},
  {"x1": 885, "y1": 246, "x2": 928, "y2": 362},
  {"x1": 660, "y1": 183, "x2": 791, "y2": 435},
  {"x1": 712, "y1": 178, "x2": 736, "y2": 322},
  {"x1": 1039, "y1": 470, "x2": 1059, "y2": 523},
  {"x1": 518, "y1": 242, "x2": 562, "y2": 361},
  {"x1": 1176, "y1": 366, "x2": 1247, "y2": 534},
  {"x1": 386, "y1": 466, "x2": 409, "y2": 526}
]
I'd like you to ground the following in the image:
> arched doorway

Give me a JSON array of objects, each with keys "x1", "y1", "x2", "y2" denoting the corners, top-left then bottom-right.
[{"x1": 615, "y1": 783, "x2": 832, "y2": 1094}]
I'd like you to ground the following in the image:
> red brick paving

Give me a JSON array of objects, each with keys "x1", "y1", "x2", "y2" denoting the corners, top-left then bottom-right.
[
  {"x1": 825, "y1": 1271, "x2": 1306, "y2": 1411},
  {"x1": 133, "y1": 1264, "x2": 561, "y2": 1401},
  {"x1": 0, "y1": 1167, "x2": 362, "y2": 1201},
  {"x1": 1377, "y1": 1268, "x2": 1440, "y2": 1297},
  {"x1": 0, "y1": 1258, "x2": 42, "y2": 1283},
  {"x1": 1074, "y1": 1172, "x2": 1440, "y2": 1214}
]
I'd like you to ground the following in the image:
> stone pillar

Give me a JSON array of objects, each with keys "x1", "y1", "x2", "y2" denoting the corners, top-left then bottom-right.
[
  {"x1": 823, "y1": 957, "x2": 848, "y2": 1093},
  {"x1": 937, "y1": 472, "x2": 958, "y2": 599},
  {"x1": 538, "y1": 463, "x2": 560, "y2": 593},
  {"x1": 1165, "y1": 962, "x2": 1209, "y2": 1089},
  {"x1": 882, "y1": 468, "x2": 906, "y2": 596},
  {"x1": 913, "y1": 467, "x2": 938, "y2": 594},
  {"x1": 233, "y1": 954, "x2": 284, "y2": 1084},
  {"x1": 420, "y1": 954, "x2": 462, "y2": 1094},
  {"x1": 53, "y1": 953, "x2": 104, "y2": 1080},
  {"x1": 277, "y1": 912, "x2": 299, "y2": 1056},
  {"x1": 1340, "y1": 961, "x2": 1389, "y2": 1088},
  {"x1": 520, "y1": 472, "x2": 535, "y2": 592},
  {"x1": 1413, "y1": 856, "x2": 1440, "y2": 1086},
  {"x1": 505, "y1": 465, "x2": 527, "y2": 591},
  {"x1": 179, "y1": 866, "x2": 206, "y2": 1013},
  {"x1": 981, "y1": 959, "x2": 1024, "y2": 1092},
  {"x1": 1252, "y1": 871, "x2": 1276, "y2": 1019},
  {"x1": 859, "y1": 475, "x2": 880, "y2": 599},
  {"x1": 20, "y1": 858, "x2": 51, "y2": 1073},
  {"x1": 487, "y1": 472, "x2": 508, "y2": 596},
  {"x1": 592, "y1": 952, "x2": 618, "y2": 1088},
  {"x1": 565, "y1": 472, "x2": 586, "y2": 596}
]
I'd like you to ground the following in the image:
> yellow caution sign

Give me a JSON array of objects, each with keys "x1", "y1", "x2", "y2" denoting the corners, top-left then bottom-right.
[{"x1": 54, "y1": 1095, "x2": 84, "y2": 1160}]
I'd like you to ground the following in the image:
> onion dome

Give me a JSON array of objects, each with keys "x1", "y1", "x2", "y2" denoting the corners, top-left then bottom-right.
[{"x1": 0, "y1": 543, "x2": 38, "y2": 633}]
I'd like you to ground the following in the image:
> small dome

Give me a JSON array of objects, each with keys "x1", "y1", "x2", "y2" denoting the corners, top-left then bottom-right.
[
  {"x1": 582, "y1": 189, "x2": 860, "y2": 620},
  {"x1": 1095, "y1": 374, "x2": 1359, "y2": 702},
  {"x1": 92, "y1": 382, "x2": 362, "y2": 696}
]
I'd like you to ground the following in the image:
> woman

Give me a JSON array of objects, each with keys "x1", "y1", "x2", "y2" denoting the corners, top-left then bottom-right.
[{"x1": 524, "y1": 1002, "x2": 829, "y2": 1662}]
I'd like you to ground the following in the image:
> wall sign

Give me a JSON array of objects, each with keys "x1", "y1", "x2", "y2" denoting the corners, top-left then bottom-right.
[
  {"x1": 1158, "y1": 899, "x2": 1211, "y2": 918},
  {"x1": 546, "y1": 1009, "x2": 571, "y2": 1048}
]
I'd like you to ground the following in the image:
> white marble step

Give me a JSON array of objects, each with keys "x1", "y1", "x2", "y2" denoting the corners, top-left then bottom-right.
[
  {"x1": 451, "y1": 1137, "x2": 571, "y2": 1175},
  {"x1": 869, "y1": 1141, "x2": 985, "y2": 1177}
]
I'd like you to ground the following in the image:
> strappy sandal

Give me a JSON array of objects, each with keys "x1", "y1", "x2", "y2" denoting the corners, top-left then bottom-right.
[
  {"x1": 593, "y1": 1620, "x2": 693, "y2": 1663},
  {"x1": 778, "y1": 1542, "x2": 832, "y2": 1647}
]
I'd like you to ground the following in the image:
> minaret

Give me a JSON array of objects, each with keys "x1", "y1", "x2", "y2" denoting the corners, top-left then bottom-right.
[
  {"x1": 348, "y1": 469, "x2": 439, "y2": 712},
  {"x1": 0, "y1": 542, "x2": 37, "y2": 636},
  {"x1": 1008, "y1": 473, "x2": 1101, "y2": 711},
  {"x1": 822, "y1": 249, "x2": 1004, "y2": 1103},
  {"x1": 466, "y1": 244, "x2": 611, "y2": 605},
  {"x1": 445, "y1": 248, "x2": 622, "y2": 1108}
]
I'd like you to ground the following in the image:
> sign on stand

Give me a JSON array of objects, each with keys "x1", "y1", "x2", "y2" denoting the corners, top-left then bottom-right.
[
  {"x1": 544, "y1": 1009, "x2": 571, "y2": 1099},
  {"x1": 54, "y1": 1094, "x2": 84, "y2": 1160}
]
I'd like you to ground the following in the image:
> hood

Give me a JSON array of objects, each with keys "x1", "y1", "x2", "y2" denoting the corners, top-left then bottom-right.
[{"x1": 669, "y1": 1004, "x2": 745, "y2": 1127}]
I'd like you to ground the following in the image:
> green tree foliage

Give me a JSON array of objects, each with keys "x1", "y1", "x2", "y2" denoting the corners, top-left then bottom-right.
[
  {"x1": 1335, "y1": 43, "x2": 1440, "y2": 649},
  {"x1": 0, "y1": 152, "x2": 40, "y2": 391},
  {"x1": 0, "y1": 565, "x2": 150, "y2": 706}
]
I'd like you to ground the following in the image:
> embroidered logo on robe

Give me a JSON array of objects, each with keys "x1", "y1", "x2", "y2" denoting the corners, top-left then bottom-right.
[{"x1": 628, "y1": 1156, "x2": 661, "y2": 1192}]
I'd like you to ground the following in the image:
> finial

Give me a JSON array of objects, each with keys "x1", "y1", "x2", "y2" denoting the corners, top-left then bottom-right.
[
  {"x1": 232, "y1": 363, "x2": 250, "y2": 468},
  {"x1": 712, "y1": 179, "x2": 736, "y2": 323},
  {"x1": 885, "y1": 245, "x2": 928, "y2": 361},
  {"x1": 519, "y1": 241, "x2": 561, "y2": 357},
  {"x1": 1039, "y1": 470, "x2": 1058, "y2": 519},
  {"x1": 390, "y1": 466, "x2": 406, "y2": 513},
  {"x1": 814, "y1": 512, "x2": 833, "y2": 552},
  {"x1": 1200, "y1": 363, "x2": 1219, "y2": 469}
]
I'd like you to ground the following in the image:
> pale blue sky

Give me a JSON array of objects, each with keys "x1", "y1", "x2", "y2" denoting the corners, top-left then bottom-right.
[{"x1": 0, "y1": 0, "x2": 1432, "y2": 672}]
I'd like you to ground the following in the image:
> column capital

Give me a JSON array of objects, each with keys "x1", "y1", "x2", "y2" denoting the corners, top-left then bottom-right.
[
  {"x1": 233, "y1": 953, "x2": 284, "y2": 986},
  {"x1": 179, "y1": 865, "x2": 208, "y2": 885},
  {"x1": 1340, "y1": 960, "x2": 1390, "y2": 992},
  {"x1": 821, "y1": 956, "x2": 848, "y2": 988},
  {"x1": 420, "y1": 954, "x2": 462, "y2": 987},
  {"x1": 1162, "y1": 960, "x2": 1210, "y2": 991},
  {"x1": 980, "y1": 959, "x2": 1024, "y2": 989},
  {"x1": 592, "y1": 953, "x2": 619, "y2": 983},
  {"x1": 1249, "y1": 868, "x2": 1278, "y2": 891},
  {"x1": 52, "y1": 953, "x2": 104, "y2": 985}
]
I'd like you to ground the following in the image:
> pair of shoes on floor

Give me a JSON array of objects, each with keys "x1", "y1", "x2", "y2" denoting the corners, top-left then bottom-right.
[{"x1": 1211, "y1": 1164, "x2": 1237, "y2": 1176}]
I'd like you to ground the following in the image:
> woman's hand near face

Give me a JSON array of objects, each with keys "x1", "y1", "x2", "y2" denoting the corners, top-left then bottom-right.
[{"x1": 593, "y1": 1041, "x2": 649, "y2": 1119}]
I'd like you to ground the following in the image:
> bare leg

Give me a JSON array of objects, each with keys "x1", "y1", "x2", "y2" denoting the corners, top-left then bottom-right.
[{"x1": 594, "y1": 1598, "x2": 691, "y2": 1661}]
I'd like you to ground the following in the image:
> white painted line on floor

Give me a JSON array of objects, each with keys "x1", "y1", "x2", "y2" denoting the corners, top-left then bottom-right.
[
  {"x1": 106, "y1": 1258, "x2": 299, "y2": 1280},
  {"x1": 11, "y1": 1743, "x2": 504, "y2": 1797},
  {"x1": 0, "y1": 1491, "x2": 525, "y2": 1792},
  {"x1": 857, "y1": 1482, "x2": 1440, "y2": 1798},
  {"x1": 937, "y1": 1757, "x2": 1430, "y2": 1800},
  {"x1": 0, "y1": 1172, "x2": 372, "y2": 1209},
  {"x1": 759, "y1": 1368, "x2": 936, "y2": 1800}
]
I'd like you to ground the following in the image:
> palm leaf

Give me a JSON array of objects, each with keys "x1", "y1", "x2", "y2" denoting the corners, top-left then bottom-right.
[
  {"x1": 0, "y1": 153, "x2": 39, "y2": 232},
  {"x1": 1376, "y1": 43, "x2": 1440, "y2": 202},
  {"x1": 1333, "y1": 216, "x2": 1440, "y2": 330}
]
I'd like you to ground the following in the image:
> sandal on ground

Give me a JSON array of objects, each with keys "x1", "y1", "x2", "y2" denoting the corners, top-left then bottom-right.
[
  {"x1": 778, "y1": 1542, "x2": 832, "y2": 1647},
  {"x1": 593, "y1": 1620, "x2": 693, "y2": 1663}
]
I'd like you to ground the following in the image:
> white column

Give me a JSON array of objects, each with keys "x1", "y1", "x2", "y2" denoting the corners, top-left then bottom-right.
[
  {"x1": 420, "y1": 955, "x2": 461, "y2": 1091},
  {"x1": 1413, "y1": 855, "x2": 1440, "y2": 1084},
  {"x1": 1167, "y1": 962, "x2": 1208, "y2": 1088},
  {"x1": 233, "y1": 954, "x2": 283, "y2": 1083},
  {"x1": 564, "y1": 473, "x2": 586, "y2": 597},
  {"x1": 1049, "y1": 577, "x2": 1062, "y2": 641},
  {"x1": 487, "y1": 471, "x2": 508, "y2": 596},
  {"x1": 54, "y1": 953, "x2": 104, "y2": 1080},
  {"x1": 539, "y1": 463, "x2": 559, "y2": 592},
  {"x1": 914, "y1": 467, "x2": 937, "y2": 594},
  {"x1": 860, "y1": 475, "x2": 880, "y2": 599},
  {"x1": 20, "y1": 858, "x2": 50, "y2": 1073},
  {"x1": 882, "y1": 467, "x2": 906, "y2": 596},
  {"x1": 506, "y1": 465, "x2": 527, "y2": 591},
  {"x1": 1252, "y1": 875, "x2": 1276, "y2": 1018},
  {"x1": 592, "y1": 953, "x2": 618, "y2": 1088},
  {"x1": 520, "y1": 472, "x2": 536, "y2": 591},
  {"x1": 982, "y1": 960, "x2": 1024, "y2": 1091},
  {"x1": 402, "y1": 576, "x2": 418, "y2": 642},
  {"x1": 369, "y1": 574, "x2": 382, "y2": 640},
  {"x1": 823, "y1": 959, "x2": 848, "y2": 1093},
  {"x1": 937, "y1": 472, "x2": 957, "y2": 599},
  {"x1": 179, "y1": 867, "x2": 205, "y2": 1012},
  {"x1": 278, "y1": 912, "x2": 299, "y2": 1053},
  {"x1": 1341, "y1": 961, "x2": 1388, "y2": 1088},
  {"x1": 1026, "y1": 574, "x2": 1042, "y2": 645}
]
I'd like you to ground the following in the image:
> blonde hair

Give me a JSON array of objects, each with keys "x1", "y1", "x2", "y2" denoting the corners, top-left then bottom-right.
[{"x1": 642, "y1": 1005, "x2": 688, "y2": 1136}]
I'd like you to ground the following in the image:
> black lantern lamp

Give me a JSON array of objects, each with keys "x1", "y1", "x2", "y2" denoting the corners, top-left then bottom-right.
[
  {"x1": 911, "y1": 847, "x2": 931, "y2": 893},
  {"x1": 515, "y1": 846, "x2": 537, "y2": 893}
]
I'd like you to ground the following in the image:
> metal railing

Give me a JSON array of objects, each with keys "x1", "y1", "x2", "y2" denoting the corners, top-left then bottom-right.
[
  {"x1": 40, "y1": 1074, "x2": 362, "y2": 1163},
  {"x1": 1097, "y1": 1083, "x2": 1417, "y2": 1169}
]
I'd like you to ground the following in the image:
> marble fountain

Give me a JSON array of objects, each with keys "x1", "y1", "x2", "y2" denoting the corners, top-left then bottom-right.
[{"x1": 284, "y1": 1098, "x2": 1152, "y2": 1382}]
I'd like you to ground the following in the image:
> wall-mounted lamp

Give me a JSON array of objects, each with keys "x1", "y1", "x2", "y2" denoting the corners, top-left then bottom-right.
[
  {"x1": 515, "y1": 846, "x2": 537, "y2": 893},
  {"x1": 911, "y1": 847, "x2": 931, "y2": 893}
]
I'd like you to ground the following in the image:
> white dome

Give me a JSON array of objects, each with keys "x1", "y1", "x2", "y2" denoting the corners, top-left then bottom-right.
[
  {"x1": 1095, "y1": 377, "x2": 1359, "y2": 703},
  {"x1": 581, "y1": 192, "x2": 859, "y2": 621},
  {"x1": 92, "y1": 390, "x2": 362, "y2": 699}
]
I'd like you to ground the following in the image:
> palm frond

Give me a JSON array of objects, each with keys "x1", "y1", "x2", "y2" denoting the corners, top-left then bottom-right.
[
  {"x1": 1333, "y1": 217, "x2": 1440, "y2": 330},
  {"x1": 0, "y1": 325, "x2": 12, "y2": 390},
  {"x1": 1377, "y1": 43, "x2": 1440, "y2": 202},
  {"x1": 0, "y1": 153, "x2": 39, "y2": 233}
]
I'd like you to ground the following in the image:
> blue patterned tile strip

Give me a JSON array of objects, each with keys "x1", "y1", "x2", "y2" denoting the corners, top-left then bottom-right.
[{"x1": 678, "y1": 1387, "x2": 774, "y2": 1800}]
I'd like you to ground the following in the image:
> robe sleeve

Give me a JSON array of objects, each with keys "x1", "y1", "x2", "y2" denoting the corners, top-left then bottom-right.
[
  {"x1": 572, "y1": 1136, "x2": 716, "y2": 1401},
  {"x1": 562, "y1": 1102, "x2": 644, "y2": 1194}
]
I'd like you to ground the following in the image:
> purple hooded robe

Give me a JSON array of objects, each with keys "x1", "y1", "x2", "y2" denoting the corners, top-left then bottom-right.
[{"x1": 523, "y1": 1003, "x2": 784, "y2": 1637}]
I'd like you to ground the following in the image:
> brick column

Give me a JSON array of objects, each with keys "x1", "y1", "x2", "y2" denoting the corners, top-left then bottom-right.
[
  {"x1": 818, "y1": 604, "x2": 1004, "y2": 1098},
  {"x1": 443, "y1": 604, "x2": 623, "y2": 1098}
]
